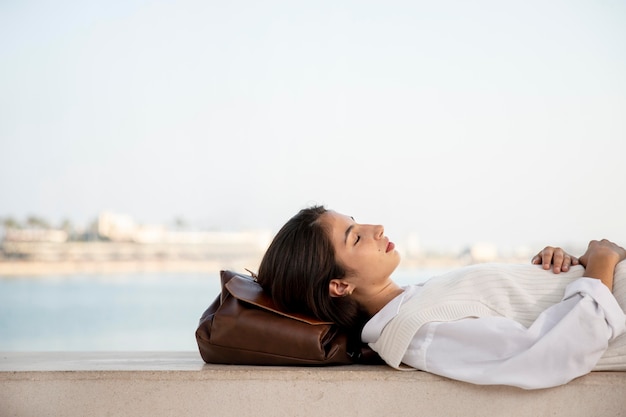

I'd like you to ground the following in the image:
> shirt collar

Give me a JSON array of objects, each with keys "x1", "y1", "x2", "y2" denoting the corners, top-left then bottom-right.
[{"x1": 361, "y1": 284, "x2": 421, "y2": 343}]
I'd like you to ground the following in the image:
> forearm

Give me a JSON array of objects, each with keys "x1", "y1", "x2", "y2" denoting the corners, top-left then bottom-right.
[
  {"x1": 578, "y1": 239, "x2": 626, "y2": 291},
  {"x1": 583, "y1": 254, "x2": 618, "y2": 291}
]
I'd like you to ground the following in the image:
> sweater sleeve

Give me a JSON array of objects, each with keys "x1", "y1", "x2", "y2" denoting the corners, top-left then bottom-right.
[{"x1": 402, "y1": 278, "x2": 626, "y2": 390}]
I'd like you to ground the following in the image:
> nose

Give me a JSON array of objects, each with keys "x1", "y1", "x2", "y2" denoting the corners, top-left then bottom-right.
[{"x1": 373, "y1": 224, "x2": 384, "y2": 239}]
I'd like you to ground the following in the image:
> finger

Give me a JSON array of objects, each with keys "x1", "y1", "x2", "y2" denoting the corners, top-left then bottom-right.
[
  {"x1": 562, "y1": 255, "x2": 580, "y2": 271},
  {"x1": 531, "y1": 248, "x2": 548, "y2": 265},
  {"x1": 561, "y1": 255, "x2": 573, "y2": 272},
  {"x1": 551, "y1": 249, "x2": 565, "y2": 273},
  {"x1": 531, "y1": 254, "x2": 541, "y2": 265},
  {"x1": 542, "y1": 247, "x2": 555, "y2": 270}
]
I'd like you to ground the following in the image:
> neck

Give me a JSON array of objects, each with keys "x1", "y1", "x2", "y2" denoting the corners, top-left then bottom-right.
[{"x1": 356, "y1": 280, "x2": 404, "y2": 317}]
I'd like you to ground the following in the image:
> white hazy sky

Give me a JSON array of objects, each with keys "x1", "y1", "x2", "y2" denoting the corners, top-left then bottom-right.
[{"x1": 1, "y1": 0, "x2": 625, "y2": 251}]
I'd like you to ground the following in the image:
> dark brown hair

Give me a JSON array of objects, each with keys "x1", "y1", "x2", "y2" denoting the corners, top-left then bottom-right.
[{"x1": 257, "y1": 205, "x2": 367, "y2": 331}]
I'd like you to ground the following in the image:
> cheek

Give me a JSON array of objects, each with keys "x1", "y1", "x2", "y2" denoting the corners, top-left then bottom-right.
[
  {"x1": 334, "y1": 251, "x2": 349, "y2": 267},
  {"x1": 335, "y1": 252, "x2": 355, "y2": 274}
]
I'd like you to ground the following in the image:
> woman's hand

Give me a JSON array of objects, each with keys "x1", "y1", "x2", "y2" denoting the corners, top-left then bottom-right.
[
  {"x1": 578, "y1": 239, "x2": 626, "y2": 291},
  {"x1": 578, "y1": 239, "x2": 626, "y2": 268},
  {"x1": 531, "y1": 246, "x2": 579, "y2": 274}
]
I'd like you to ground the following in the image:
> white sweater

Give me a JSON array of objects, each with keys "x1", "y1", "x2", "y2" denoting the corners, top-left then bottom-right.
[{"x1": 369, "y1": 262, "x2": 626, "y2": 373}]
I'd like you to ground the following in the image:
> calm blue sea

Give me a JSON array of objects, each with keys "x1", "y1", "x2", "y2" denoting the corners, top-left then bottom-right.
[{"x1": 0, "y1": 268, "x2": 446, "y2": 352}]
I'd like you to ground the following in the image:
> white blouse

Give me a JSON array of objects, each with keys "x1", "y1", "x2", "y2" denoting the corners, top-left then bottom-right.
[{"x1": 362, "y1": 277, "x2": 626, "y2": 389}]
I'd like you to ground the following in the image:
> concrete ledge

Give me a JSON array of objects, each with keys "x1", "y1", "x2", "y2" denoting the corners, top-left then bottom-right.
[{"x1": 1, "y1": 352, "x2": 625, "y2": 417}]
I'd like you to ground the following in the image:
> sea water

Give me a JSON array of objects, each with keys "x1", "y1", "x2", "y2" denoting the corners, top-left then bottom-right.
[{"x1": 0, "y1": 268, "x2": 446, "y2": 351}]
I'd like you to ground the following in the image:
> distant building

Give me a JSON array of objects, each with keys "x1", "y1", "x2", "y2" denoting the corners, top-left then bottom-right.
[
  {"x1": 98, "y1": 212, "x2": 137, "y2": 241},
  {"x1": 4, "y1": 229, "x2": 68, "y2": 243},
  {"x1": 97, "y1": 211, "x2": 272, "y2": 249},
  {"x1": 1, "y1": 212, "x2": 273, "y2": 263},
  {"x1": 460, "y1": 243, "x2": 498, "y2": 263}
]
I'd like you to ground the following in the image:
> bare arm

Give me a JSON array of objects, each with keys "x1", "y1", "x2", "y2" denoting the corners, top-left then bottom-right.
[{"x1": 578, "y1": 239, "x2": 626, "y2": 291}]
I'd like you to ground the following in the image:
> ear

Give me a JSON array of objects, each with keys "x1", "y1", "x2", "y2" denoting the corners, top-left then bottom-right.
[{"x1": 329, "y1": 279, "x2": 354, "y2": 298}]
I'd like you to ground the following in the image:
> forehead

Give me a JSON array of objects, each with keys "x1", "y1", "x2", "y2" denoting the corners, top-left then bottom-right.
[
  {"x1": 322, "y1": 210, "x2": 353, "y2": 225},
  {"x1": 321, "y1": 210, "x2": 354, "y2": 239}
]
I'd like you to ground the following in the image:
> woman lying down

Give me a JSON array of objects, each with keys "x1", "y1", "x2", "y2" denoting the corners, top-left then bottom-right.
[{"x1": 256, "y1": 206, "x2": 626, "y2": 389}]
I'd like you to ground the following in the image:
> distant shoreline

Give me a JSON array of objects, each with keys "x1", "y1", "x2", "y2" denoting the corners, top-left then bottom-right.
[
  {"x1": 0, "y1": 260, "x2": 244, "y2": 276},
  {"x1": 0, "y1": 257, "x2": 504, "y2": 277}
]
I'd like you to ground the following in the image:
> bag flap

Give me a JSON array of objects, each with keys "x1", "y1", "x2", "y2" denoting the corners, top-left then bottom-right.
[{"x1": 225, "y1": 274, "x2": 333, "y2": 326}]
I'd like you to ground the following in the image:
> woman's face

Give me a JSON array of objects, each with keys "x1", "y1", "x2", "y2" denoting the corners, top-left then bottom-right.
[{"x1": 321, "y1": 210, "x2": 401, "y2": 296}]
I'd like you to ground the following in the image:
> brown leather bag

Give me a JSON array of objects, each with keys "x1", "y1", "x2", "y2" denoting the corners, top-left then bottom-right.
[{"x1": 196, "y1": 270, "x2": 379, "y2": 366}]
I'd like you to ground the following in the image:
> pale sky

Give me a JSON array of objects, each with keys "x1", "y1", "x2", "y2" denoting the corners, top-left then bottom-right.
[{"x1": 1, "y1": 0, "x2": 625, "y2": 252}]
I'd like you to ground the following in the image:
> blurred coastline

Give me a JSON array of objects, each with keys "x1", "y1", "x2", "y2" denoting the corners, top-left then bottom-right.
[
  {"x1": 0, "y1": 242, "x2": 530, "y2": 277},
  {"x1": 0, "y1": 211, "x2": 535, "y2": 277},
  {"x1": 0, "y1": 242, "x2": 265, "y2": 276},
  {"x1": 0, "y1": 259, "x2": 233, "y2": 276}
]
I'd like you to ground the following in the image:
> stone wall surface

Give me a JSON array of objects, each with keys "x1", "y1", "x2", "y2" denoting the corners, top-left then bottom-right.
[{"x1": 1, "y1": 352, "x2": 625, "y2": 417}]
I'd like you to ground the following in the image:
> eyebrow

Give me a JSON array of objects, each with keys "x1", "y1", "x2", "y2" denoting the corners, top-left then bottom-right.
[
  {"x1": 344, "y1": 217, "x2": 356, "y2": 245},
  {"x1": 344, "y1": 224, "x2": 354, "y2": 245}
]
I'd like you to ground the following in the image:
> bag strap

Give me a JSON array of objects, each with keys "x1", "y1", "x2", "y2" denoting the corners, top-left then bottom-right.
[{"x1": 225, "y1": 275, "x2": 334, "y2": 326}]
